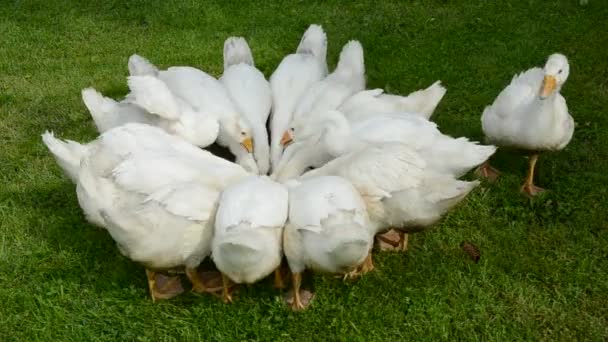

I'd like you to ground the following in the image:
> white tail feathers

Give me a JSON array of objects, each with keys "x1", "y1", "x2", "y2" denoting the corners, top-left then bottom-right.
[
  {"x1": 128, "y1": 54, "x2": 159, "y2": 76},
  {"x1": 296, "y1": 24, "x2": 327, "y2": 59},
  {"x1": 309, "y1": 222, "x2": 370, "y2": 272},
  {"x1": 212, "y1": 229, "x2": 280, "y2": 284},
  {"x1": 382, "y1": 177, "x2": 479, "y2": 230},
  {"x1": 41, "y1": 131, "x2": 87, "y2": 183},
  {"x1": 422, "y1": 178, "x2": 480, "y2": 224},
  {"x1": 126, "y1": 76, "x2": 181, "y2": 120},
  {"x1": 428, "y1": 137, "x2": 496, "y2": 177},
  {"x1": 336, "y1": 40, "x2": 364, "y2": 76},
  {"x1": 384, "y1": 81, "x2": 446, "y2": 119},
  {"x1": 414, "y1": 81, "x2": 447, "y2": 119},
  {"x1": 223, "y1": 37, "x2": 254, "y2": 70},
  {"x1": 81, "y1": 88, "x2": 118, "y2": 132}
]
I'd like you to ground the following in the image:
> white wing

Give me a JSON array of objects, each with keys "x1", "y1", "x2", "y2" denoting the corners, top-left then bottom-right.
[
  {"x1": 215, "y1": 176, "x2": 288, "y2": 231},
  {"x1": 300, "y1": 142, "x2": 426, "y2": 199},
  {"x1": 491, "y1": 67, "x2": 543, "y2": 117},
  {"x1": 288, "y1": 175, "x2": 366, "y2": 232},
  {"x1": 221, "y1": 64, "x2": 272, "y2": 123},
  {"x1": 291, "y1": 41, "x2": 365, "y2": 123},
  {"x1": 159, "y1": 66, "x2": 239, "y2": 120},
  {"x1": 350, "y1": 114, "x2": 440, "y2": 150},
  {"x1": 93, "y1": 124, "x2": 248, "y2": 195},
  {"x1": 269, "y1": 53, "x2": 327, "y2": 167},
  {"x1": 143, "y1": 182, "x2": 220, "y2": 222},
  {"x1": 220, "y1": 63, "x2": 272, "y2": 173},
  {"x1": 127, "y1": 76, "x2": 181, "y2": 120}
]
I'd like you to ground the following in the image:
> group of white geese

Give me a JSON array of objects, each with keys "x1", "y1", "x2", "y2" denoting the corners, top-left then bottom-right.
[{"x1": 42, "y1": 24, "x2": 574, "y2": 310}]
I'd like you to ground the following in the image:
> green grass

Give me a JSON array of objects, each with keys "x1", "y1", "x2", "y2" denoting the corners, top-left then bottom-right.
[{"x1": 1, "y1": 0, "x2": 607, "y2": 340}]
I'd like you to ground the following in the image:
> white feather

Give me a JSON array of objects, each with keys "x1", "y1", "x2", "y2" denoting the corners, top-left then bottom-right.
[
  {"x1": 269, "y1": 24, "x2": 328, "y2": 170},
  {"x1": 340, "y1": 80, "x2": 446, "y2": 122},
  {"x1": 128, "y1": 54, "x2": 159, "y2": 76},
  {"x1": 220, "y1": 37, "x2": 272, "y2": 174},
  {"x1": 212, "y1": 176, "x2": 288, "y2": 284},
  {"x1": 284, "y1": 176, "x2": 372, "y2": 274},
  {"x1": 481, "y1": 54, "x2": 574, "y2": 151},
  {"x1": 126, "y1": 76, "x2": 181, "y2": 120}
]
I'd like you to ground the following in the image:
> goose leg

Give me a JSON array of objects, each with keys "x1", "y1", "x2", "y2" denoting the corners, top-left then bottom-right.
[
  {"x1": 344, "y1": 250, "x2": 375, "y2": 279},
  {"x1": 221, "y1": 273, "x2": 233, "y2": 304},
  {"x1": 185, "y1": 267, "x2": 223, "y2": 294},
  {"x1": 398, "y1": 232, "x2": 409, "y2": 252},
  {"x1": 521, "y1": 153, "x2": 545, "y2": 196},
  {"x1": 376, "y1": 229, "x2": 408, "y2": 252},
  {"x1": 360, "y1": 250, "x2": 375, "y2": 274},
  {"x1": 475, "y1": 161, "x2": 500, "y2": 182},
  {"x1": 284, "y1": 272, "x2": 314, "y2": 310},
  {"x1": 145, "y1": 269, "x2": 184, "y2": 302},
  {"x1": 273, "y1": 268, "x2": 286, "y2": 289},
  {"x1": 290, "y1": 272, "x2": 305, "y2": 311}
]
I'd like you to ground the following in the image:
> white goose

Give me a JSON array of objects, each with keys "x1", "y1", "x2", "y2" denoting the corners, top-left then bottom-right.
[
  {"x1": 299, "y1": 142, "x2": 480, "y2": 251},
  {"x1": 338, "y1": 81, "x2": 447, "y2": 123},
  {"x1": 81, "y1": 79, "x2": 220, "y2": 149},
  {"x1": 279, "y1": 39, "x2": 366, "y2": 147},
  {"x1": 42, "y1": 123, "x2": 250, "y2": 301},
  {"x1": 479, "y1": 53, "x2": 574, "y2": 196},
  {"x1": 269, "y1": 24, "x2": 328, "y2": 171},
  {"x1": 127, "y1": 55, "x2": 258, "y2": 172},
  {"x1": 220, "y1": 37, "x2": 272, "y2": 174},
  {"x1": 273, "y1": 110, "x2": 496, "y2": 181},
  {"x1": 284, "y1": 176, "x2": 373, "y2": 310},
  {"x1": 212, "y1": 176, "x2": 288, "y2": 303}
]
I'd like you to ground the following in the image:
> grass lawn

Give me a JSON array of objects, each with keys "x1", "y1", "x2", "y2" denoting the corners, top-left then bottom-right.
[{"x1": 1, "y1": 0, "x2": 608, "y2": 340}]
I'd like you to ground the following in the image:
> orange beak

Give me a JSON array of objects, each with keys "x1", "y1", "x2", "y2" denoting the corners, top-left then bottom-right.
[
  {"x1": 540, "y1": 75, "x2": 557, "y2": 99},
  {"x1": 240, "y1": 137, "x2": 253, "y2": 153},
  {"x1": 280, "y1": 131, "x2": 293, "y2": 146}
]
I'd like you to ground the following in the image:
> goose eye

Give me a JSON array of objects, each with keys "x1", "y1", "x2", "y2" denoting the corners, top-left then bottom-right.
[
  {"x1": 558, "y1": 69, "x2": 563, "y2": 74},
  {"x1": 290, "y1": 127, "x2": 295, "y2": 132},
  {"x1": 240, "y1": 131, "x2": 246, "y2": 136}
]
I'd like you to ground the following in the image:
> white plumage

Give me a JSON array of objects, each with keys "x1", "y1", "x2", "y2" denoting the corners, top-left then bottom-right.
[
  {"x1": 272, "y1": 110, "x2": 495, "y2": 181},
  {"x1": 41, "y1": 26, "x2": 506, "y2": 307},
  {"x1": 220, "y1": 37, "x2": 273, "y2": 174},
  {"x1": 340, "y1": 81, "x2": 446, "y2": 122},
  {"x1": 284, "y1": 175, "x2": 372, "y2": 309},
  {"x1": 288, "y1": 40, "x2": 366, "y2": 127},
  {"x1": 269, "y1": 24, "x2": 328, "y2": 170},
  {"x1": 42, "y1": 123, "x2": 250, "y2": 300},
  {"x1": 212, "y1": 176, "x2": 287, "y2": 291},
  {"x1": 481, "y1": 57, "x2": 573, "y2": 151},
  {"x1": 480, "y1": 53, "x2": 574, "y2": 195},
  {"x1": 81, "y1": 78, "x2": 221, "y2": 150},
  {"x1": 300, "y1": 143, "x2": 479, "y2": 232}
]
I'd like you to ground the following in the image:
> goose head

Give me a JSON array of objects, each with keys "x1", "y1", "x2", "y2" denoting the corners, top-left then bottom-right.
[
  {"x1": 283, "y1": 110, "x2": 350, "y2": 153},
  {"x1": 540, "y1": 53, "x2": 569, "y2": 99},
  {"x1": 281, "y1": 112, "x2": 323, "y2": 147},
  {"x1": 224, "y1": 117, "x2": 254, "y2": 153}
]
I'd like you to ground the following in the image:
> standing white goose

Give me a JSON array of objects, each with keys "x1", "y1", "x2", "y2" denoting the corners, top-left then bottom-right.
[
  {"x1": 42, "y1": 123, "x2": 250, "y2": 301},
  {"x1": 220, "y1": 37, "x2": 272, "y2": 174},
  {"x1": 269, "y1": 24, "x2": 328, "y2": 171},
  {"x1": 127, "y1": 54, "x2": 259, "y2": 172},
  {"x1": 478, "y1": 53, "x2": 574, "y2": 196},
  {"x1": 212, "y1": 176, "x2": 288, "y2": 303},
  {"x1": 284, "y1": 176, "x2": 373, "y2": 310}
]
